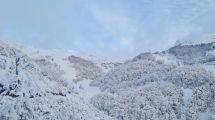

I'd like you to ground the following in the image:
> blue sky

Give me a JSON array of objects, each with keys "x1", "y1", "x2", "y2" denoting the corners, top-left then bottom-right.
[{"x1": 0, "y1": 0, "x2": 215, "y2": 58}]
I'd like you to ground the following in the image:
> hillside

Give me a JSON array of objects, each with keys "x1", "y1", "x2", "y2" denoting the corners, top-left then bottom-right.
[
  {"x1": 0, "y1": 37, "x2": 215, "y2": 120},
  {"x1": 0, "y1": 40, "x2": 115, "y2": 120}
]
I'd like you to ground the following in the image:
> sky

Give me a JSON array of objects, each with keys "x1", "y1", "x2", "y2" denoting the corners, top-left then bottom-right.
[{"x1": 0, "y1": 0, "x2": 215, "y2": 58}]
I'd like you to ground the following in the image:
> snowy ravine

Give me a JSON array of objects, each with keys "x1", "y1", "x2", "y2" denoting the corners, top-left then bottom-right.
[{"x1": 0, "y1": 33, "x2": 215, "y2": 120}]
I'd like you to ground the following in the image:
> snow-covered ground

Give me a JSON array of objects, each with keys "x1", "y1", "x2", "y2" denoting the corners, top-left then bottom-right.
[
  {"x1": 75, "y1": 79, "x2": 102, "y2": 100},
  {"x1": 181, "y1": 88, "x2": 193, "y2": 106},
  {"x1": 202, "y1": 64, "x2": 215, "y2": 75},
  {"x1": 200, "y1": 109, "x2": 210, "y2": 120}
]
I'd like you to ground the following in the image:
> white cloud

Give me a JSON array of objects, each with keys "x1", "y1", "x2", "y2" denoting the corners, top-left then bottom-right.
[
  {"x1": 88, "y1": 3, "x2": 139, "y2": 50},
  {"x1": 0, "y1": 0, "x2": 215, "y2": 58}
]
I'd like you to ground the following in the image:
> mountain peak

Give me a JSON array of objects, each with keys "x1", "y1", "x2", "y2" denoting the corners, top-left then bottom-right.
[{"x1": 175, "y1": 33, "x2": 215, "y2": 46}]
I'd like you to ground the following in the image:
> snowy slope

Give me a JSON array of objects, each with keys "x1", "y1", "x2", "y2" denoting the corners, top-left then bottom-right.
[{"x1": 0, "y1": 40, "x2": 115, "y2": 120}]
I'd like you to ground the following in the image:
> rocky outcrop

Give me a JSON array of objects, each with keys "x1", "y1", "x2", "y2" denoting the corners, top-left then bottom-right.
[{"x1": 168, "y1": 42, "x2": 215, "y2": 64}]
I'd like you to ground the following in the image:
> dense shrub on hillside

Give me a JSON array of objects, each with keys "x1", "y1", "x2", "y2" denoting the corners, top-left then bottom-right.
[
  {"x1": 35, "y1": 58, "x2": 68, "y2": 87},
  {"x1": 186, "y1": 82, "x2": 215, "y2": 120},
  {"x1": 91, "y1": 60, "x2": 176, "y2": 93},
  {"x1": 68, "y1": 56, "x2": 104, "y2": 82},
  {"x1": 168, "y1": 42, "x2": 215, "y2": 64},
  {"x1": 91, "y1": 82, "x2": 183, "y2": 120},
  {"x1": 91, "y1": 56, "x2": 215, "y2": 120},
  {"x1": 131, "y1": 52, "x2": 156, "y2": 62},
  {"x1": 166, "y1": 66, "x2": 213, "y2": 89}
]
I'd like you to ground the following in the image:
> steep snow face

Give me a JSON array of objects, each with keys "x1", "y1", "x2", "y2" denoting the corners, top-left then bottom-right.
[
  {"x1": 0, "y1": 41, "x2": 115, "y2": 120},
  {"x1": 14, "y1": 42, "x2": 119, "y2": 73},
  {"x1": 23, "y1": 49, "x2": 105, "y2": 100},
  {"x1": 15, "y1": 43, "x2": 117, "y2": 79}
]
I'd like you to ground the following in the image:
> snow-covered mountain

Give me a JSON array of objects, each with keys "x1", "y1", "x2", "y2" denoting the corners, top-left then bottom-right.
[{"x1": 1, "y1": 34, "x2": 215, "y2": 120}]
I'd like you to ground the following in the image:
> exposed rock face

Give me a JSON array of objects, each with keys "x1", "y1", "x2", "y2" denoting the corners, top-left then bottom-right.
[
  {"x1": 67, "y1": 55, "x2": 104, "y2": 82},
  {"x1": 131, "y1": 52, "x2": 156, "y2": 62},
  {"x1": 168, "y1": 42, "x2": 215, "y2": 64}
]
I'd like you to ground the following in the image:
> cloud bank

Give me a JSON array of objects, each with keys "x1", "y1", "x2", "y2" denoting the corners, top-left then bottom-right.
[{"x1": 0, "y1": 0, "x2": 215, "y2": 58}]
